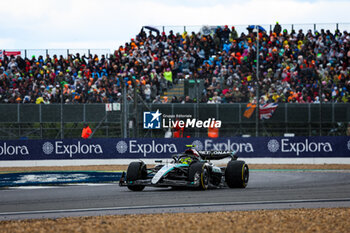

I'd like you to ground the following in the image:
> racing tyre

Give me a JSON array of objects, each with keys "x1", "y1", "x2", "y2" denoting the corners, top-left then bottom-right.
[
  {"x1": 189, "y1": 162, "x2": 209, "y2": 190},
  {"x1": 225, "y1": 161, "x2": 249, "y2": 188},
  {"x1": 126, "y1": 162, "x2": 147, "y2": 191}
]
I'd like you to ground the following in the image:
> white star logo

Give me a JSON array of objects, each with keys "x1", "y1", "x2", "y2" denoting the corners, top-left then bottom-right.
[{"x1": 150, "y1": 109, "x2": 162, "y2": 122}]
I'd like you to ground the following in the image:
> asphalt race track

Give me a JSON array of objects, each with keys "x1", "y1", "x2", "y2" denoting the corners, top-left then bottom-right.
[{"x1": 1, "y1": 170, "x2": 350, "y2": 220}]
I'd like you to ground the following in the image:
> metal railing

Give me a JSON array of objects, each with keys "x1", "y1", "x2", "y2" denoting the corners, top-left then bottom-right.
[
  {"x1": 2, "y1": 49, "x2": 112, "y2": 60},
  {"x1": 3, "y1": 23, "x2": 349, "y2": 60},
  {"x1": 151, "y1": 23, "x2": 350, "y2": 35},
  {"x1": 3, "y1": 23, "x2": 349, "y2": 57}
]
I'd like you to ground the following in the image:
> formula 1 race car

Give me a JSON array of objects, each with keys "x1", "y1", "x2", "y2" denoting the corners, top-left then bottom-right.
[{"x1": 119, "y1": 146, "x2": 249, "y2": 191}]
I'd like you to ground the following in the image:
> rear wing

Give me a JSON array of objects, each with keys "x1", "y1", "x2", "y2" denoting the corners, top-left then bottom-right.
[{"x1": 198, "y1": 151, "x2": 237, "y2": 160}]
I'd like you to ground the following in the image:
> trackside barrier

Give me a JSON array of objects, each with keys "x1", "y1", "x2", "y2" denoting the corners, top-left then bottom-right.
[{"x1": 0, "y1": 137, "x2": 349, "y2": 161}]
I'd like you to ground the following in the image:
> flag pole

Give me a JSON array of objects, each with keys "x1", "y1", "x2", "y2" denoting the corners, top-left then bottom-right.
[{"x1": 255, "y1": 26, "x2": 260, "y2": 137}]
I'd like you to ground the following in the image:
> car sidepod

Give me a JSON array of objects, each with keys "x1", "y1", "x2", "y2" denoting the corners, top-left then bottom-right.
[{"x1": 209, "y1": 165, "x2": 223, "y2": 187}]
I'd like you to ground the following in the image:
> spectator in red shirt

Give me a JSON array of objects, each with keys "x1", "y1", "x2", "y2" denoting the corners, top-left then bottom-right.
[
  {"x1": 173, "y1": 118, "x2": 184, "y2": 138},
  {"x1": 81, "y1": 123, "x2": 92, "y2": 139}
]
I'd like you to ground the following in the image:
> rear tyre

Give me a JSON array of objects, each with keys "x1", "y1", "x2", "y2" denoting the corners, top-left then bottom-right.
[
  {"x1": 189, "y1": 162, "x2": 209, "y2": 190},
  {"x1": 126, "y1": 161, "x2": 147, "y2": 191},
  {"x1": 225, "y1": 161, "x2": 249, "y2": 188}
]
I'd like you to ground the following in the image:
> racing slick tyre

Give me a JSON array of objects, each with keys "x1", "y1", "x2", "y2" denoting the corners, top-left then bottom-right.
[
  {"x1": 126, "y1": 161, "x2": 147, "y2": 191},
  {"x1": 189, "y1": 162, "x2": 209, "y2": 190},
  {"x1": 225, "y1": 161, "x2": 249, "y2": 188}
]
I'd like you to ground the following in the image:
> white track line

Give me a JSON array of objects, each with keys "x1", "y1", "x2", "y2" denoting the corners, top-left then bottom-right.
[{"x1": 1, "y1": 198, "x2": 350, "y2": 216}]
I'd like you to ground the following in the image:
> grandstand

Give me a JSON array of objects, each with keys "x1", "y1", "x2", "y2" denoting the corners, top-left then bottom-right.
[{"x1": 0, "y1": 23, "x2": 349, "y2": 139}]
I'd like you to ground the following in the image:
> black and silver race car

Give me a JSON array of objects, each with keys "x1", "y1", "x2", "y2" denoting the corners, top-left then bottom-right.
[{"x1": 119, "y1": 146, "x2": 249, "y2": 191}]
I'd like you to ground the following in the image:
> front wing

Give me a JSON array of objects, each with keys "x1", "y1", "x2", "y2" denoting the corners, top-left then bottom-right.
[{"x1": 119, "y1": 172, "x2": 202, "y2": 188}]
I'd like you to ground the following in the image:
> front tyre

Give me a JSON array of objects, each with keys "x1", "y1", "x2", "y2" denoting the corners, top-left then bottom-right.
[
  {"x1": 126, "y1": 161, "x2": 147, "y2": 191},
  {"x1": 225, "y1": 161, "x2": 249, "y2": 188},
  {"x1": 189, "y1": 162, "x2": 209, "y2": 190}
]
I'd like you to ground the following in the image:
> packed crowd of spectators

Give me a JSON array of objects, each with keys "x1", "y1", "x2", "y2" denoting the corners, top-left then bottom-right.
[{"x1": 0, "y1": 23, "x2": 349, "y2": 104}]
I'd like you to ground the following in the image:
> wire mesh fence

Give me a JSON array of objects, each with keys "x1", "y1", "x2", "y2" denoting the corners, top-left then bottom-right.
[{"x1": 0, "y1": 103, "x2": 348, "y2": 139}]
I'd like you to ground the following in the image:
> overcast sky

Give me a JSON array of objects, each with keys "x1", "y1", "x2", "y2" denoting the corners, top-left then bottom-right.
[{"x1": 1, "y1": 0, "x2": 350, "y2": 50}]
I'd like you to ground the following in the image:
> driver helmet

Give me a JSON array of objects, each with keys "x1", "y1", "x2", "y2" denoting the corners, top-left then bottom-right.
[{"x1": 179, "y1": 156, "x2": 193, "y2": 165}]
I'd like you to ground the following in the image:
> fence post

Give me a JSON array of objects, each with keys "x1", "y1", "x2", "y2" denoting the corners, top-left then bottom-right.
[
  {"x1": 319, "y1": 102, "x2": 322, "y2": 136},
  {"x1": 39, "y1": 104, "x2": 42, "y2": 123},
  {"x1": 61, "y1": 88, "x2": 64, "y2": 139},
  {"x1": 292, "y1": 24, "x2": 294, "y2": 32},
  {"x1": 285, "y1": 104, "x2": 288, "y2": 133},
  {"x1": 46, "y1": 49, "x2": 48, "y2": 57},
  {"x1": 216, "y1": 103, "x2": 219, "y2": 123},
  {"x1": 332, "y1": 102, "x2": 335, "y2": 126},
  {"x1": 238, "y1": 103, "x2": 241, "y2": 124},
  {"x1": 270, "y1": 24, "x2": 272, "y2": 33},
  {"x1": 83, "y1": 104, "x2": 86, "y2": 123},
  {"x1": 121, "y1": 78, "x2": 128, "y2": 138},
  {"x1": 132, "y1": 79, "x2": 138, "y2": 138},
  {"x1": 39, "y1": 104, "x2": 42, "y2": 139},
  {"x1": 194, "y1": 104, "x2": 197, "y2": 137},
  {"x1": 308, "y1": 103, "x2": 311, "y2": 136},
  {"x1": 17, "y1": 103, "x2": 20, "y2": 123},
  {"x1": 162, "y1": 26, "x2": 165, "y2": 33},
  {"x1": 184, "y1": 26, "x2": 186, "y2": 33},
  {"x1": 25, "y1": 50, "x2": 27, "y2": 59},
  {"x1": 314, "y1": 24, "x2": 316, "y2": 32},
  {"x1": 67, "y1": 49, "x2": 69, "y2": 57}
]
